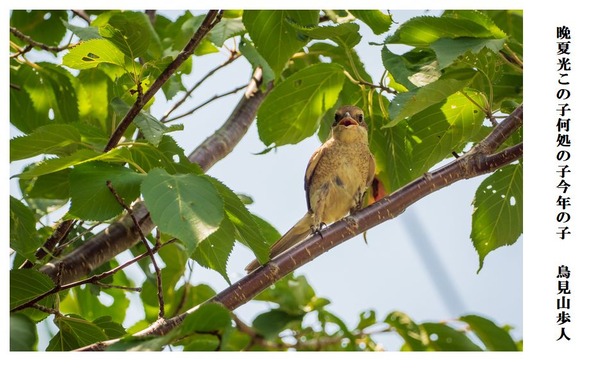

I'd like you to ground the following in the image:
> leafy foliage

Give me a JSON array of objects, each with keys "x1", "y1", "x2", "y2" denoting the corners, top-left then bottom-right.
[{"x1": 9, "y1": 9, "x2": 522, "y2": 351}]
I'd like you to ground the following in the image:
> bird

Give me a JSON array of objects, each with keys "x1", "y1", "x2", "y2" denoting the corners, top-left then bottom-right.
[{"x1": 245, "y1": 105, "x2": 375, "y2": 273}]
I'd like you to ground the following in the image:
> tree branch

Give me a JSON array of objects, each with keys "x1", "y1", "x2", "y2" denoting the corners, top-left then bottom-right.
[
  {"x1": 76, "y1": 104, "x2": 524, "y2": 351},
  {"x1": 39, "y1": 68, "x2": 271, "y2": 284},
  {"x1": 103, "y1": 10, "x2": 223, "y2": 152}
]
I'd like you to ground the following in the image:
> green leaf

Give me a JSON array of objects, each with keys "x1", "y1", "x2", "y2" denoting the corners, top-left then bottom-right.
[
  {"x1": 181, "y1": 334, "x2": 221, "y2": 351},
  {"x1": 10, "y1": 63, "x2": 80, "y2": 130},
  {"x1": 356, "y1": 310, "x2": 377, "y2": 330},
  {"x1": 369, "y1": 116, "x2": 412, "y2": 191},
  {"x1": 171, "y1": 283, "x2": 217, "y2": 315},
  {"x1": 310, "y1": 42, "x2": 372, "y2": 83},
  {"x1": 129, "y1": 136, "x2": 199, "y2": 175},
  {"x1": 209, "y1": 17, "x2": 245, "y2": 47},
  {"x1": 18, "y1": 148, "x2": 131, "y2": 179},
  {"x1": 386, "y1": 68, "x2": 477, "y2": 127},
  {"x1": 421, "y1": 322, "x2": 482, "y2": 351},
  {"x1": 10, "y1": 313, "x2": 38, "y2": 351},
  {"x1": 10, "y1": 124, "x2": 81, "y2": 162},
  {"x1": 459, "y1": 315, "x2": 518, "y2": 351},
  {"x1": 239, "y1": 38, "x2": 275, "y2": 85},
  {"x1": 350, "y1": 10, "x2": 392, "y2": 35},
  {"x1": 93, "y1": 316, "x2": 128, "y2": 339},
  {"x1": 252, "y1": 309, "x2": 304, "y2": 339},
  {"x1": 255, "y1": 274, "x2": 316, "y2": 315},
  {"x1": 11, "y1": 10, "x2": 68, "y2": 47},
  {"x1": 76, "y1": 69, "x2": 114, "y2": 129},
  {"x1": 26, "y1": 169, "x2": 71, "y2": 200},
  {"x1": 9, "y1": 269, "x2": 56, "y2": 311},
  {"x1": 180, "y1": 302, "x2": 232, "y2": 334},
  {"x1": 431, "y1": 37, "x2": 505, "y2": 69},
  {"x1": 208, "y1": 178, "x2": 270, "y2": 266},
  {"x1": 63, "y1": 39, "x2": 127, "y2": 70},
  {"x1": 382, "y1": 46, "x2": 428, "y2": 91},
  {"x1": 408, "y1": 89, "x2": 487, "y2": 177},
  {"x1": 64, "y1": 21, "x2": 102, "y2": 41},
  {"x1": 111, "y1": 98, "x2": 171, "y2": 146},
  {"x1": 10, "y1": 196, "x2": 43, "y2": 258},
  {"x1": 141, "y1": 168, "x2": 224, "y2": 253},
  {"x1": 257, "y1": 63, "x2": 346, "y2": 146},
  {"x1": 471, "y1": 162, "x2": 523, "y2": 270},
  {"x1": 243, "y1": 10, "x2": 320, "y2": 78},
  {"x1": 47, "y1": 315, "x2": 108, "y2": 351},
  {"x1": 101, "y1": 11, "x2": 162, "y2": 59},
  {"x1": 289, "y1": 21, "x2": 361, "y2": 48},
  {"x1": 386, "y1": 14, "x2": 505, "y2": 47},
  {"x1": 192, "y1": 216, "x2": 235, "y2": 284},
  {"x1": 384, "y1": 311, "x2": 427, "y2": 351},
  {"x1": 68, "y1": 161, "x2": 144, "y2": 221}
]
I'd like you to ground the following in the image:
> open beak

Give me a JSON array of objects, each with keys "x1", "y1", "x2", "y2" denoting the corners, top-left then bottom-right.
[{"x1": 338, "y1": 116, "x2": 358, "y2": 127}]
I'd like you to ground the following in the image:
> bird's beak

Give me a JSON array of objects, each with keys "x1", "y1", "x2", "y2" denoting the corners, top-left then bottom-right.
[{"x1": 338, "y1": 112, "x2": 358, "y2": 127}]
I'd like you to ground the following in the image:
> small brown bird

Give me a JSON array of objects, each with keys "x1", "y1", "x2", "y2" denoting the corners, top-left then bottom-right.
[{"x1": 245, "y1": 105, "x2": 375, "y2": 272}]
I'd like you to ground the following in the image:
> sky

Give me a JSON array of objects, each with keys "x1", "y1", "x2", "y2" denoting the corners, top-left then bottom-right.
[{"x1": 4, "y1": 1, "x2": 599, "y2": 388}]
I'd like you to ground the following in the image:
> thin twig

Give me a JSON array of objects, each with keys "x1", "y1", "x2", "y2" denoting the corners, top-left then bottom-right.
[
  {"x1": 344, "y1": 70, "x2": 398, "y2": 95},
  {"x1": 106, "y1": 180, "x2": 165, "y2": 319},
  {"x1": 11, "y1": 238, "x2": 176, "y2": 313},
  {"x1": 160, "y1": 52, "x2": 241, "y2": 122},
  {"x1": 9, "y1": 26, "x2": 75, "y2": 53},
  {"x1": 163, "y1": 84, "x2": 247, "y2": 123}
]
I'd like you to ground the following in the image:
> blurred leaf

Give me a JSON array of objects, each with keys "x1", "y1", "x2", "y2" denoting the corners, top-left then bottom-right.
[
  {"x1": 350, "y1": 10, "x2": 392, "y2": 35},
  {"x1": 243, "y1": 10, "x2": 319, "y2": 78},
  {"x1": 387, "y1": 13, "x2": 505, "y2": 46},
  {"x1": 382, "y1": 46, "x2": 436, "y2": 91},
  {"x1": 252, "y1": 309, "x2": 304, "y2": 339},
  {"x1": 11, "y1": 10, "x2": 68, "y2": 47},
  {"x1": 210, "y1": 17, "x2": 245, "y2": 47},
  {"x1": 9, "y1": 197, "x2": 43, "y2": 258},
  {"x1": 431, "y1": 37, "x2": 505, "y2": 69},
  {"x1": 385, "y1": 311, "x2": 427, "y2": 351},
  {"x1": 386, "y1": 68, "x2": 477, "y2": 127},
  {"x1": 21, "y1": 146, "x2": 138, "y2": 182},
  {"x1": 101, "y1": 11, "x2": 162, "y2": 59},
  {"x1": 10, "y1": 313, "x2": 38, "y2": 351},
  {"x1": 421, "y1": 322, "x2": 482, "y2": 351},
  {"x1": 10, "y1": 124, "x2": 81, "y2": 162},
  {"x1": 76, "y1": 69, "x2": 114, "y2": 129},
  {"x1": 26, "y1": 169, "x2": 71, "y2": 200},
  {"x1": 239, "y1": 38, "x2": 275, "y2": 84},
  {"x1": 255, "y1": 275, "x2": 316, "y2": 315},
  {"x1": 181, "y1": 334, "x2": 221, "y2": 351},
  {"x1": 180, "y1": 302, "x2": 232, "y2": 334},
  {"x1": 289, "y1": 21, "x2": 361, "y2": 48},
  {"x1": 257, "y1": 63, "x2": 346, "y2": 146},
  {"x1": 356, "y1": 310, "x2": 377, "y2": 330},
  {"x1": 471, "y1": 162, "x2": 523, "y2": 271},
  {"x1": 459, "y1": 314, "x2": 518, "y2": 351},
  {"x1": 141, "y1": 168, "x2": 224, "y2": 253},
  {"x1": 93, "y1": 316, "x2": 128, "y2": 339}
]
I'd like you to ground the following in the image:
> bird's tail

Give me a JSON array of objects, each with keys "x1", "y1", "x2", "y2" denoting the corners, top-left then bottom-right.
[{"x1": 244, "y1": 212, "x2": 313, "y2": 273}]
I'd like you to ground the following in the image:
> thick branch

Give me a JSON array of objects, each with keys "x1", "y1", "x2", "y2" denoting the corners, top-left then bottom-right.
[
  {"x1": 39, "y1": 68, "x2": 270, "y2": 284},
  {"x1": 77, "y1": 104, "x2": 523, "y2": 351},
  {"x1": 104, "y1": 10, "x2": 223, "y2": 151}
]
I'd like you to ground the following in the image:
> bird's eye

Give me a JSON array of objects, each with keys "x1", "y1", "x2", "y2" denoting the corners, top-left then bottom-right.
[
  {"x1": 334, "y1": 113, "x2": 342, "y2": 124},
  {"x1": 358, "y1": 114, "x2": 364, "y2": 123}
]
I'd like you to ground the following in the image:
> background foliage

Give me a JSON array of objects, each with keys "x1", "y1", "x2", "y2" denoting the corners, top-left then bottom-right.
[{"x1": 9, "y1": 9, "x2": 522, "y2": 351}]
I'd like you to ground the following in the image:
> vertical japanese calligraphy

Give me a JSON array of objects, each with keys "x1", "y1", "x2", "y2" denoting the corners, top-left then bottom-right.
[{"x1": 555, "y1": 26, "x2": 572, "y2": 342}]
